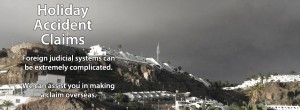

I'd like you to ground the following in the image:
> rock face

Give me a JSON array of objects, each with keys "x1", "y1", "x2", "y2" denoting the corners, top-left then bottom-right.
[
  {"x1": 0, "y1": 43, "x2": 78, "y2": 84},
  {"x1": 10, "y1": 43, "x2": 78, "y2": 55},
  {"x1": 248, "y1": 82, "x2": 300, "y2": 105}
]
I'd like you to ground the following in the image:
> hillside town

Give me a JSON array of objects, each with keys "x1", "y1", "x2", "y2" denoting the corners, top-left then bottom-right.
[
  {"x1": 0, "y1": 44, "x2": 221, "y2": 110},
  {"x1": 1, "y1": 44, "x2": 300, "y2": 110},
  {"x1": 223, "y1": 74, "x2": 300, "y2": 90}
]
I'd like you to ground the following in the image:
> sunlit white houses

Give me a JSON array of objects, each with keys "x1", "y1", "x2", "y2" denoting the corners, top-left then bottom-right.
[
  {"x1": 0, "y1": 70, "x2": 7, "y2": 74},
  {"x1": 0, "y1": 84, "x2": 29, "y2": 109},
  {"x1": 87, "y1": 45, "x2": 192, "y2": 74},
  {"x1": 223, "y1": 74, "x2": 300, "y2": 90},
  {"x1": 266, "y1": 105, "x2": 300, "y2": 110},
  {"x1": 173, "y1": 96, "x2": 227, "y2": 110},
  {"x1": 24, "y1": 74, "x2": 65, "y2": 97},
  {"x1": 0, "y1": 95, "x2": 29, "y2": 109},
  {"x1": 87, "y1": 44, "x2": 107, "y2": 56},
  {"x1": 88, "y1": 45, "x2": 163, "y2": 68},
  {"x1": 0, "y1": 84, "x2": 22, "y2": 95},
  {"x1": 123, "y1": 91, "x2": 174, "y2": 101}
]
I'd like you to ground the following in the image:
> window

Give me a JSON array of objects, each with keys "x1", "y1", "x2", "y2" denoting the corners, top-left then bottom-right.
[
  {"x1": 57, "y1": 79, "x2": 61, "y2": 83},
  {"x1": 16, "y1": 99, "x2": 20, "y2": 103}
]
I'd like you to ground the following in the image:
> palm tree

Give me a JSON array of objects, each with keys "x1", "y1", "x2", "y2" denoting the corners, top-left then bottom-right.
[
  {"x1": 0, "y1": 104, "x2": 3, "y2": 110},
  {"x1": 2, "y1": 100, "x2": 14, "y2": 110},
  {"x1": 118, "y1": 44, "x2": 122, "y2": 51}
]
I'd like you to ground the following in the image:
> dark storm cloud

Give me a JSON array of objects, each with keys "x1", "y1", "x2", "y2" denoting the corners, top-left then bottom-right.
[{"x1": 1, "y1": 0, "x2": 300, "y2": 83}]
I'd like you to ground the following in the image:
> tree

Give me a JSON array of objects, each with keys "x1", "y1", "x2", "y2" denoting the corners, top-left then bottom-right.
[
  {"x1": 113, "y1": 93, "x2": 129, "y2": 103},
  {"x1": 127, "y1": 101, "x2": 140, "y2": 110},
  {"x1": 289, "y1": 70, "x2": 296, "y2": 74},
  {"x1": 256, "y1": 103, "x2": 267, "y2": 110},
  {"x1": 241, "y1": 101, "x2": 250, "y2": 110},
  {"x1": 2, "y1": 100, "x2": 14, "y2": 110},
  {"x1": 228, "y1": 103, "x2": 241, "y2": 110},
  {"x1": 177, "y1": 66, "x2": 182, "y2": 71}
]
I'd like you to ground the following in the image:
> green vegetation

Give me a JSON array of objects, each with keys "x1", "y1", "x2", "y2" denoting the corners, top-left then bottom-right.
[
  {"x1": 245, "y1": 83, "x2": 264, "y2": 97},
  {"x1": 111, "y1": 94, "x2": 154, "y2": 110},
  {"x1": 113, "y1": 93, "x2": 129, "y2": 103},
  {"x1": 126, "y1": 101, "x2": 153, "y2": 110},
  {"x1": 1, "y1": 100, "x2": 14, "y2": 110},
  {"x1": 228, "y1": 102, "x2": 241, "y2": 110},
  {"x1": 127, "y1": 101, "x2": 139, "y2": 110},
  {"x1": 228, "y1": 101, "x2": 267, "y2": 110}
]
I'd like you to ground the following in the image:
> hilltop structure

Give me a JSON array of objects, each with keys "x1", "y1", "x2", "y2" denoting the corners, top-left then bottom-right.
[
  {"x1": 87, "y1": 44, "x2": 176, "y2": 73},
  {"x1": 87, "y1": 44, "x2": 107, "y2": 56},
  {"x1": 86, "y1": 44, "x2": 210, "y2": 86}
]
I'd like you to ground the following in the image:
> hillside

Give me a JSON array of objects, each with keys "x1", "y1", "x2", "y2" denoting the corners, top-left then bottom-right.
[
  {"x1": 0, "y1": 43, "x2": 208, "y2": 96},
  {"x1": 0, "y1": 43, "x2": 254, "y2": 109}
]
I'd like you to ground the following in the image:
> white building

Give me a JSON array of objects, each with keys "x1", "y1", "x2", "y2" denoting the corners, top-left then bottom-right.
[
  {"x1": 0, "y1": 74, "x2": 65, "y2": 109},
  {"x1": 0, "y1": 70, "x2": 7, "y2": 74},
  {"x1": 0, "y1": 84, "x2": 22, "y2": 95},
  {"x1": 87, "y1": 44, "x2": 210, "y2": 87},
  {"x1": 0, "y1": 95, "x2": 29, "y2": 109},
  {"x1": 266, "y1": 105, "x2": 300, "y2": 110},
  {"x1": 0, "y1": 84, "x2": 29, "y2": 109},
  {"x1": 36, "y1": 74, "x2": 65, "y2": 84},
  {"x1": 173, "y1": 97, "x2": 227, "y2": 110},
  {"x1": 123, "y1": 91, "x2": 174, "y2": 101},
  {"x1": 146, "y1": 58, "x2": 161, "y2": 68},
  {"x1": 223, "y1": 74, "x2": 300, "y2": 90},
  {"x1": 24, "y1": 74, "x2": 65, "y2": 97},
  {"x1": 87, "y1": 44, "x2": 107, "y2": 56}
]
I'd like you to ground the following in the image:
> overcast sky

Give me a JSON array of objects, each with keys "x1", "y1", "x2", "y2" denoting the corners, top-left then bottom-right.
[{"x1": 1, "y1": 0, "x2": 300, "y2": 83}]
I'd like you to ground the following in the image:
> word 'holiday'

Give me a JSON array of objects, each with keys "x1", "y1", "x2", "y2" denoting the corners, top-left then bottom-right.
[{"x1": 38, "y1": 4, "x2": 89, "y2": 19}]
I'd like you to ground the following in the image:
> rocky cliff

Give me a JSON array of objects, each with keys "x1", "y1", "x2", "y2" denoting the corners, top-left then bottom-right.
[
  {"x1": 0, "y1": 43, "x2": 78, "y2": 84},
  {"x1": 246, "y1": 82, "x2": 300, "y2": 105}
]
